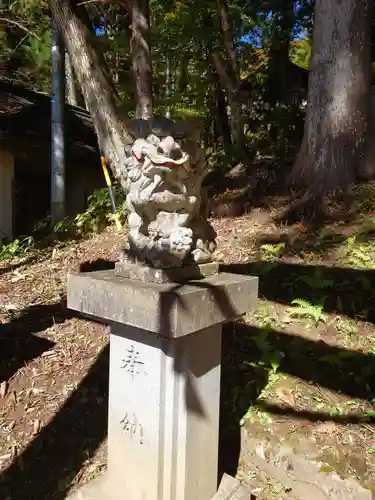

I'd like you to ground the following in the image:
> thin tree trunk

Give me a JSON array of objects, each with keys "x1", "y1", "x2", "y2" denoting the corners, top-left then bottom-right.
[
  {"x1": 130, "y1": 0, "x2": 153, "y2": 120},
  {"x1": 65, "y1": 52, "x2": 78, "y2": 106},
  {"x1": 213, "y1": 0, "x2": 245, "y2": 158},
  {"x1": 266, "y1": 2, "x2": 294, "y2": 105},
  {"x1": 49, "y1": 0, "x2": 133, "y2": 186},
  {"x1": 214, "y1": 73, "x2": 232, "y2": 150},
  {"x1": 211, "y1": 53, "x2": 245, "y2": 157},
  {"x1": 291, "y1": 0, "x2": 373, "y2": 202},
  {"x1": 216, "y1": 0, "x2": 238, "y2": 81}
]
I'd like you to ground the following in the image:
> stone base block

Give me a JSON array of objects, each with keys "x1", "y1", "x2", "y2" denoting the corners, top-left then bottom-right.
[{"x1": 67, "y1": 271, "x2": 258, "y2": 500}]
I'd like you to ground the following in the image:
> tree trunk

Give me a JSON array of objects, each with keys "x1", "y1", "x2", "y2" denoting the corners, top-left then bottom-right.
[
  {"x1": 213, "y1": 0, "x2": 246, "y2": 158},
  {"x1": 65, "y1": 52, "x2": 78, "y2": 106},
  {"x1": 130, "y1": 0, "x2": 153, "y2": 120},
  {"x1": 216, "y1": 0, "x2": 238, "y2": 81},
  {"x1": 214, "y1": 73, "x2": 232, "y2": 151},
  {"x1": 211, "y1": 53, "x2": 245, "y2": 158},
  {"x1": 49, "y1": 0, "x2": 133, "y2": 186},
  {"x1": 291, "y1": 0, "x2": 373, "y2": 201},
  {"x1": 266, "y1": 1, "x2": 294, "y2": 105}
]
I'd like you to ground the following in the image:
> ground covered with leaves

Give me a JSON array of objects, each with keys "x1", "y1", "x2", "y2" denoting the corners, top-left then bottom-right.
[{"x1": 1, "y1": 185, "x2": 375, "y2": 498}]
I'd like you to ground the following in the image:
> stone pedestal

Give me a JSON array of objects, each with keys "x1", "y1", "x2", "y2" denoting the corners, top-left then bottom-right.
[{"x1": 67, "y1": 270, "x2": 258, "y2": 500}]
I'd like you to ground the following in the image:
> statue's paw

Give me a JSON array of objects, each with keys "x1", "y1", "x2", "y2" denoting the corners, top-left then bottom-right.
[
  {"x1": 192, "y1": 248, "x2": 212, "y2": 264},
  {"x1": 169, "y1": 228, "x2": 193, "y2": 260}
]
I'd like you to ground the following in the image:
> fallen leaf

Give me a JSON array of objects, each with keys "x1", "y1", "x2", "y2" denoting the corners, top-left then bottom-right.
[
  {"x1": 0, "y1": 381, "x2": 8, "y2": 398},
  {"x1": 33, "y1": 419, "x2": 41, "y2": 435},
  {"x1": 279, "y1": 312, "x2": 292, "y2": 324},
  {"x1": 4, "y1": 421, "x2": 15, "y2": 433},
  {"x1": 3, "y1": 303, "x2": 19, "y2": 311},
  {"x1": 275, "y1": 388, "x2": 295, "y2": 406},
  {"x1": 10, "y1": 391, "x2": 17, "y2": 407},
  {"x1": 315, "y1": 422, "x2": 336, "y2": 435}
]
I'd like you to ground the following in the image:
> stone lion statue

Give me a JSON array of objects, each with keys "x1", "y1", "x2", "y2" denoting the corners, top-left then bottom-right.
[{"x1": 120, "y1": 118, "x2": 217, "y2": 269}]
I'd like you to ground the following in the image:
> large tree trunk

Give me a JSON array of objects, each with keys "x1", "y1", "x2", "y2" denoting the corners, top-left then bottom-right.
[
  {"x1": 130, "y1": 0, "x2": 153, "y2": 119},
  {"x1": 49, "y1": 0, "x2": 132, "y2": 185},
  {"x1": 291, "y1": 0, "x2": 373, "y2": 202},
  {"x1": 65, "y1": 52, "x2": 78, "y2": 106}
]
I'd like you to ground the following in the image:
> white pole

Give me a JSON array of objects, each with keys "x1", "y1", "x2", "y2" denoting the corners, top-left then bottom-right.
[{"x1": 51, "y1": 17, "x2": 66, "y2": 225}]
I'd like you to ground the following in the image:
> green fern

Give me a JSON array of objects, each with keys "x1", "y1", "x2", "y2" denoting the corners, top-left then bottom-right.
[
  {"x1": 295, "y1": 268, "x2": 334, "y2": 290},
  {"x1": 260, "y1": 242, "x2": 286, "y2": 262},
  {"x1": 343, "y1": 236, "x2": 375, "y2": 269},
  {"x1": 290, "y1": 298, "x2": 325, "y2": 326}
]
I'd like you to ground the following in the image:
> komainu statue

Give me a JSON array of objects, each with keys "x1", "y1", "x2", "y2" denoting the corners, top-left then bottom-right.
[{"x1": 119, "y1": 118, "x2": 216, "y2": 269}]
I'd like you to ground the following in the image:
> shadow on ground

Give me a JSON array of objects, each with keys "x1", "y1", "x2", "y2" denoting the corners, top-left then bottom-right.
[
  {"x1": 221, "y1": 261, "x2": 375, "y2": 322},
  {"x1": 218, "y1": 319, "x2": 375, "y2": 479},
  {"x1": 1, "y1": 345, "x2": 109, "y2": 500},
  {"x1": 3, "y1": 260, "x2": 375, "y2": 496},
  {"x1": 0, "y1": 299, "x2": 72, "y2": 383}
]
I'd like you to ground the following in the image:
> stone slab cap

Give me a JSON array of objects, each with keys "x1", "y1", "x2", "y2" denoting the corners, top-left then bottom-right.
[{"x1": 67, "y1": 270, "x2": 258, "y2": 338}]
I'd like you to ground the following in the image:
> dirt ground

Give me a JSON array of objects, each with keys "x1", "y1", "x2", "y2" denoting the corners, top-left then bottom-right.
[{"x1": 1, "y1": 187, "x2": 375, "y2": 499}]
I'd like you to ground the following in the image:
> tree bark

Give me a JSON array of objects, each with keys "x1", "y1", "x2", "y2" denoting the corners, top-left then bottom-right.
[
  {"x1": 49, "y1": 0, "x2": 133, "y2": 186},
  {"x1": 214, "y1": 72, "x2": 232, "y2": 151},
  {"x1": 129, "y1": 0, "x2": 153, "y2": 120},
  {"x1": 266, "y1": 1, "x2": 294, "y2": 105},
  {"x1": 65, "y1": 52, "x2": 78, "y2": 106},
  {"x1": 213, "y1": 0, "x2": 246, "y2": 158},
  {"x1": 216, "y1": 0, "x2": 238, "y2": 82},
  {"x1": 211, "y1": 53, "x2": 245, "y2": 158},
  {"x1": 291, "y1": 0, "x2": 374, "y2": 201}
]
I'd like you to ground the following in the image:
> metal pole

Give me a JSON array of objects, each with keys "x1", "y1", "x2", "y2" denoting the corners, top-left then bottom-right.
[{"x1": 51, "y1": 16, "x2": 66, "y2": 225}]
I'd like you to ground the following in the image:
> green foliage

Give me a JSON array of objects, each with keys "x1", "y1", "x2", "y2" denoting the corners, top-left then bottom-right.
[
  {"x1": 335, "y1": 317, "x2": 356, "y2": 339},
  {"x1": 343, "y1": 236, "x2": 375, "y2": 269},
  {"x1": 1, "y1": 0, "x2": 315, "y2": 176},
  {"x1": 55, "y1": 187, "x2": 127, "y2": 237},
  {"x1": 74, "y1": 189, "x2": 115, "y2": 234},
  {"x1": 0, "y1": 188, "x2": 126, "y2": 262},
  {"x1": 245, "y1": 328, "x2": 285, "y2": 375},
  {"x1": 289, "y1": 39, "x2": 311, "y2": 69},
  {"x1": 352, "y1": 182, "x2": 375, "y2": 214},
  {"x1": 294, "y1": 268, "x2": 334, "y2": 290},
  {"x1": 289, "y1": 298, "x2": 325, "y2": 326},
  {"x1": 260, "y1": 242, "x2": 286, "y2": 262},
  {"x1": 2, "y1": 0, "x2": 51, "y2": 91},
  {"x1": 253, "y1": 301, "x2": 277, "y2": 328},
  {"x1": 0, "y1": 236, "x2": 35, "y2": 261}
]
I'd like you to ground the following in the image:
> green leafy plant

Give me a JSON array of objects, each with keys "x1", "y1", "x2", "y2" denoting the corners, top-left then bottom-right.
[
  {"x1": 335, "y1": 317, "x2": 356, "y2": 339},
  {"x1": 343, "y1": 236, "x2": 375, "y2": 269},
  {"x1": 295, "y1": 268, "x2": 334, "y2": 290},
  {"x1": 245, "y1": 328, "x2": 285, "y2": 375},
  {"x1": 0, "y1": 236, "x2": 35, "y2": 261},
  {"x1": 289, "y1": 298, "x2": 325, "y2": 326},
  {"x1": 54, "y1": 188, "x2": 127, "y2": 238},
  {"x1": 253, "y1": 301, "x2": 277, "y2": 328},
  {"x1": 260, "y1": 242, "x2": 286, "y2": 262},
  {"x1": 74, "y1": 189, "x2": 115, "y2": 234},
  {"x1": 53, "y1": 217, "x2": 77, "y2": 238}
]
